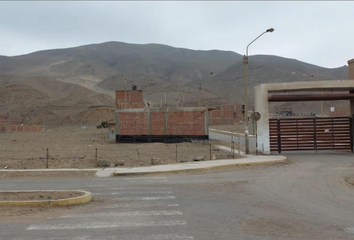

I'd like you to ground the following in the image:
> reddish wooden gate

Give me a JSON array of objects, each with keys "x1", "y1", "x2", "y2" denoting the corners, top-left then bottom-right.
[{"x1": 270, "y1": 117, "x2": 353, "y2": 153}]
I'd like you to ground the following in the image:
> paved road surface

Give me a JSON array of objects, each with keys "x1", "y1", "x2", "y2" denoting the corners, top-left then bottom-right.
[{"x1": 1, "y1": 152, "x2": 354, "y2": 239}]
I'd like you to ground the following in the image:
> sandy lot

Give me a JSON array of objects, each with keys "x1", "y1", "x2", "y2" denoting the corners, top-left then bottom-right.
[{"x1": 0, "y1": 126, "x2": 235, "y2": 169}]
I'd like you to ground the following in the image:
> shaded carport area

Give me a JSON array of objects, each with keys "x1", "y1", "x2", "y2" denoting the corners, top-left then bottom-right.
[{"x1": 255, "y1": 80, "x2": 354, "y2": 154}]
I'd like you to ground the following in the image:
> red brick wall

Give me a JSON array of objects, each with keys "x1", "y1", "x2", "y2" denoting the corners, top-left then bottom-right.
[
  {"x1": 116, "y1": 90, "x2": 144, "y2": 109},
  {"x1": 329, "y1": 106, "x2": 350, "y2": 117},
  {"x1": 120, "y1": 112, "x2": 148, "y2": 135},
  {"x1": 117, "y1": 108, "x2": 207, "y2": 136},
  {"x1": 167, "y1": 111, "x2": 204, "y2": 135},
  {"x1": 150, "y1": 112, "x2": 165, "y2": 135},
  {"x1": 209, "y1": 104, "x2": 244, "y2": 125}
]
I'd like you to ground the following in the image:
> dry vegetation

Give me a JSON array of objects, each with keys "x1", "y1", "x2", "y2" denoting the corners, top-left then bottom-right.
[{"x1": 0, "y1": 126, "x2": 236, "y2": 170}]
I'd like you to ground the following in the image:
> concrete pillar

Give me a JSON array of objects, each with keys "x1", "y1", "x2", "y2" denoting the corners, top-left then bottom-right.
[
  {"x1": 255, "y1": 84, "x2": 270, "y2": 154},
  {"x1": 349, "y1": 59, "x2": 354, "y2": 117},
  {"x1": 350, "y1": 90, "x2": 354, "y2": 117}
]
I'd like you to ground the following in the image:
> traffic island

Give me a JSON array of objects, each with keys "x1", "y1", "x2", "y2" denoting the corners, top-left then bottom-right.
[{"x1": 0, "y1": 190, "x2": 92, "y2": 207}]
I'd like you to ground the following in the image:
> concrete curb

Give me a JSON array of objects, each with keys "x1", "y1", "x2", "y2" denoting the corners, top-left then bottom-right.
[
  {"x1": 0, "y1": 190, "x2": 92, "y2": 207},
  {"x1": 113, "y1": 156, "x2": 287, "y2": 177}
]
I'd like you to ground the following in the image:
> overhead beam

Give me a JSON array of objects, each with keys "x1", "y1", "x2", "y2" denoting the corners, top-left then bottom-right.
[{"x1": 268, "y1": 94, "x2": 354, "y2": 102}]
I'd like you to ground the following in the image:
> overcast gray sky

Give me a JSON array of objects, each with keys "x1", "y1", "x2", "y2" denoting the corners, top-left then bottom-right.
[{"x1": 0, "y1": 1, "x2": 353, "y2": 68}]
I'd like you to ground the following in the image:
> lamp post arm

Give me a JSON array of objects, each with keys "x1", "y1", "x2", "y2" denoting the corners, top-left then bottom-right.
[{"x1": 246, "y1": 31, "x2": 267, "y2": 57}]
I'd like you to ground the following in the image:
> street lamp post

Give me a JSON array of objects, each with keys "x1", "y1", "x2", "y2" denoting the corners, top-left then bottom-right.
[
  {"x1": 199, "y1": 72, "x2": 214, "y2": 107},
  {"x1": 243, "y1": 28, "x2": 274, "y2": 154}
]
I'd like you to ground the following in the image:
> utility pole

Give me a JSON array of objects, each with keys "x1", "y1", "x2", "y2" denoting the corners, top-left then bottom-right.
[
  {"x1": 198, "y1": 72, "x2": 214, "y2": 107},
  {"x1": 243, "y1": 28, "x2": 274, "y2": 154},
  {"x1": 124, "y1": 78, "x2": 127, "y2": 109}
]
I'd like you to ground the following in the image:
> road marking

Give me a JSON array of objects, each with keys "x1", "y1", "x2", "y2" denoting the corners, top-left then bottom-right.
[
  {"x1": 112, "y1": 187, "x2": 172, "y2": 190},
  {"x1": 93, "y1": 177, "x2": 167, "y2": 181},
  {"x1": 59, "y1": 210, "x2": 183, "y2": 218},
  {"x1": 92, "y1": 191, "x2": 172, "y2": 196},
  {"x1": 120, "y1": 177, "x2": 167, "y2": 180},
  {"x1": 111, "y1": 191, "x2": 172, "y2": 195},
  {"x1": 93, "y1": 191, "x2": 173, "y2": 196},
  {"x1": 104, "y1": 203, "x2": 179, "y2": 208},
  {"x1": 26, "y1": 220, "x2": 187, "y2": 230},
  {"x1": 14, "y1": 234, "x2": 193, "y2": 240},
  {"x1": 113, "y1": 196, "x2": 176, "y2": 201}
]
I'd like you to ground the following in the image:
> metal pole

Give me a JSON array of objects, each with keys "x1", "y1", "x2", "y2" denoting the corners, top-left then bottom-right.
[
  {"x1": 243, "y1": 28, "x2": 274, "y2": 154},
  {"x1": 231, "y1": 130, "x2": 234, "y2": 157},
  {"x1": 124, "y1": 78, "x2": 127, "y2": 109},
  {"x1": 198, "y1": 85, "x2": 201, "y2": 107},
  {"x1": 199, "y1": 72, "x2": 213, "y2": 107},
  {"x1": 95, "y1": 148, "x2": 98, "y2": 165},
  {"x1": 255, "y1": 121, "x2": 258, "y2": 155},
  {"x1": 46, "y1": 148, "x2": 49, "y2": 169},
  {"x1": 209, "y1": 143, "x2": 212, "y2": 160},
  {"x1": 243, "y1": 55, "x2": 250, "y2": 154},
  {"x1": 176, "y1": 145, "x2": 178, "y2": 163},
  {"x1": 238, "y1": 129, "x2": 241, "y2": 155},
  {"x1": 233, "y1": 141, "x2": 235, "y2": 158}
]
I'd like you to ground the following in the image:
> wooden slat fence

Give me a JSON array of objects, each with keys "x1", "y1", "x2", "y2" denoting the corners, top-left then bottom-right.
[{"x1": 270, "y1": 117, "x2": 353, "y2": 153}]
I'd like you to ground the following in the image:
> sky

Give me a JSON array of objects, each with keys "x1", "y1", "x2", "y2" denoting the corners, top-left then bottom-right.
[{"x1": 0, "y1": 1, "x2": 353, "y2": 68}]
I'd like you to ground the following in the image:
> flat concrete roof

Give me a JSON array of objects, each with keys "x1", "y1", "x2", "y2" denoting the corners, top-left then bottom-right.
[{"x1": 256, "y1": 80, "x2": 354, "y2": 93}]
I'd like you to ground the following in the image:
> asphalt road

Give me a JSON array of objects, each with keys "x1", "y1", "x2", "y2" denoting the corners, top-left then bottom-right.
[{"x1": 1, "y1": 151, "x2": 354, "y2": 239}]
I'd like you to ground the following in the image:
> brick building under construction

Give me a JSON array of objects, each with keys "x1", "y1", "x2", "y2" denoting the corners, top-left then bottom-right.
[{"x1": 113, "y1": 87, "x2": 209, "y2": 143}]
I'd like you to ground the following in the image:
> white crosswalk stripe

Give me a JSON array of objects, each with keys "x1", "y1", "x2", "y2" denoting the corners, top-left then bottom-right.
[
  {"x1": 26, "y1": 220, "x2": 187, "y2": 230},
  {"x1": 104, "y1": 203, "x2": 179, "y2": 208},
  {"x1": 112, "y1": 187, "x2": 172, "y2": 190},
  {"x1": 113, "y1": 195, "x2": 176, "y2": 201},
  {"x1": 92, "y1": 191, "x2": 172, "y2": 196},
  {"x1": 22, "y1": 176, "x2": 194, "y2": 240},
  {"x1": 59, "y1": 210, "x2": 183, "y2": 218},
  {"x1": 14, "y1": 234, "x2": 194, "y2": 240}
]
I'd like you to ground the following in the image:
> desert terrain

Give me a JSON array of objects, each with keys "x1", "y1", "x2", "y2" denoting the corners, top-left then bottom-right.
[{"x1": 0, "y1": 126, "x2": 235, "y2": 170}]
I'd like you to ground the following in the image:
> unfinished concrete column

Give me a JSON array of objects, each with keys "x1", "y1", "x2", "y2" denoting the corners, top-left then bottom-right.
[
  {"x1": 255, "y1": 84, "x2": 270, "y2": 154},
  {"x1": 349, "y1": 59, "x2": 354, "y2": 117}
]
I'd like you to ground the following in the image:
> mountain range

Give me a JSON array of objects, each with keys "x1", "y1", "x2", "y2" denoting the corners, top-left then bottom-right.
[{"x1": 0, "y1": 41, "x2": 348, "y2": 125}]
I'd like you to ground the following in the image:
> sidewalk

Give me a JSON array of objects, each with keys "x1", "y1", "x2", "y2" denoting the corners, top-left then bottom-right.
[
  {"x1": 0, "y1": 154, "x2": 286, "y2": 178},
  {"x1": 113, "y1": 154, "x2": 286, "y2": 176}
]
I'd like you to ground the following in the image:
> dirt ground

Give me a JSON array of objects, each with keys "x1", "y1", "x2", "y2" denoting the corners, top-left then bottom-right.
[
  {"x1": 0, "y1": 171, "x2": 96, "y2": 179},
  {"x1": 0, "y1": 191, "x2": 84, "y2": 201},
  {"x1": 345, "y1": 176, "x2": 354, "y2": 187},
  {"x1": 0, "y1": 126, "x2": 235, "y2": 169}
]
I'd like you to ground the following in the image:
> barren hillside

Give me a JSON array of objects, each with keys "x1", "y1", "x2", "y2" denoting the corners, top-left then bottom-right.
[{"x1": 0, "y1": 41, "x2": 349, "y2": 126}]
